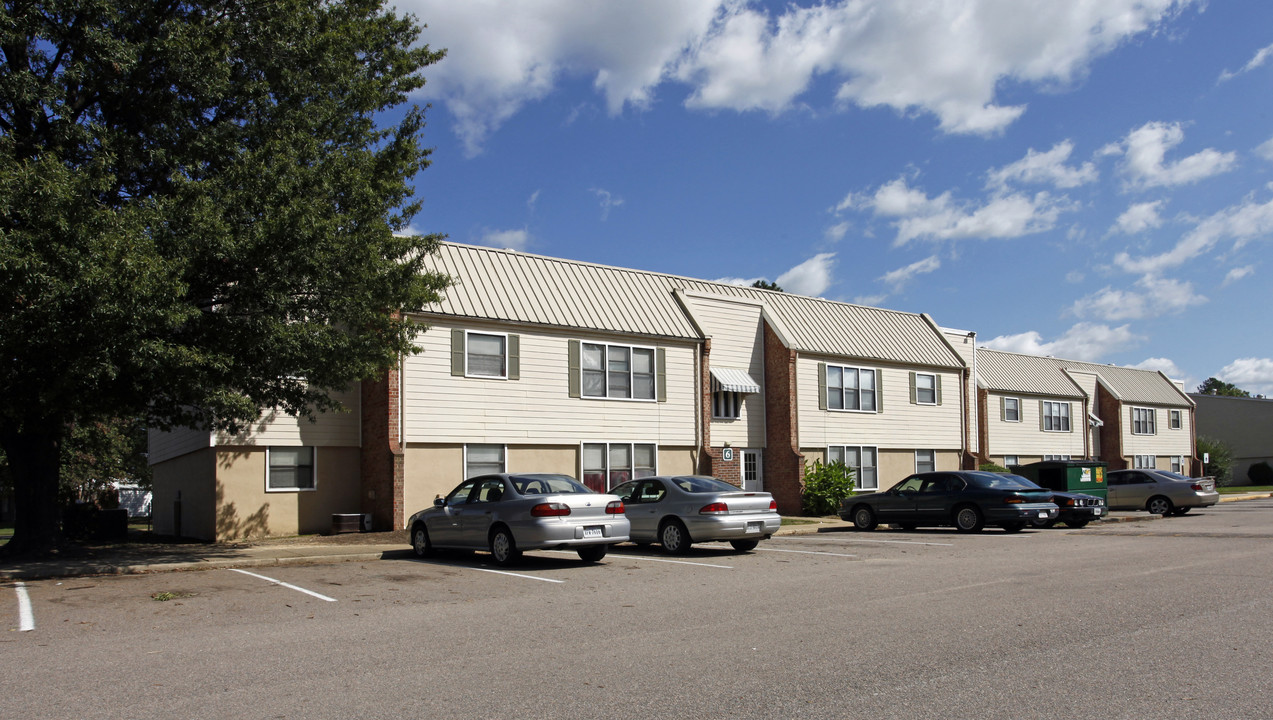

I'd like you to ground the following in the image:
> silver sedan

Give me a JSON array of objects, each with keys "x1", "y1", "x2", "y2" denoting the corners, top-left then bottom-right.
[
  {"x1": 1106, "y1": 469, "x2": 1220, "y2": 516},
  {"x1": 610, "y1": 475, "x2": 781, "y2": 553},
  {"x1": 407, "y1": 473, "x2": 630, "y2": 566}
]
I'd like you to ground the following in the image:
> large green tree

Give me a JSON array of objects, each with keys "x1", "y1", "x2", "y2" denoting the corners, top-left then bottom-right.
[
  {"x1": 1196, "y1": 377, "x2": 1250, "y2": 397},
  {"x1": 0, "y1": 0, "x2": 449, "y2": 554}
]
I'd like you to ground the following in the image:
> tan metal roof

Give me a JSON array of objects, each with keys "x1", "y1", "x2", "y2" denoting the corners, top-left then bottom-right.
[
  {"x1": 418, "y1": 243, "x2": 965, "y2": 369},
  {"x1": 977, "y1": 349, "x2": 1191, "y2": 406}
]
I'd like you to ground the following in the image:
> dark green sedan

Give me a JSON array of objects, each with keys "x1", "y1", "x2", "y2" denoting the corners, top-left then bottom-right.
[{"x1": 840, "y1": 471, "x2": 1059, "y2": 533}]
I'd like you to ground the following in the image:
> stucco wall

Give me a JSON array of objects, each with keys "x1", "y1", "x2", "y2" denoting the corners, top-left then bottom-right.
[
  {"x1": 150, "y1": 449, "x2": 217, "y2": 540},
  {"x1": 212, "y1": 446, "x2": 361, "y2": 541}
]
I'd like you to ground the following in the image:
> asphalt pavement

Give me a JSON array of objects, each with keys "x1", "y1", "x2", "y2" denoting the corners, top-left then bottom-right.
[{"x1": 2, "y1": 493, "x2": 1268, "y2": 581}]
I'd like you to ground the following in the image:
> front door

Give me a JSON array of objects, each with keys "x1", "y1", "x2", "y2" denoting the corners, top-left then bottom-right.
[{"x1": 742, "y1": 450, "x2": 763, "y2": 491}]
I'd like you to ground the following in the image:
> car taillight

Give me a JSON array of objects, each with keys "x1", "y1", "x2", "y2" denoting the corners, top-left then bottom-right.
[
  {"x1": 699, "y1": 502, "x2": 729, "y2": 515},
  {"x1": 605, "y1": 500, "x2": 625, "y2": 514},
  {"x1": 531, "y1": 503, "x2": 571, "y2": 517},
  {"x1": 1191, "y1": 483, "x2": 1204, "y2": 491},
  {"x1": 769, "y1": 500, "x2": 778, "y2": 511},
  {"x1": 1004, "y1": 496, "x2": 1025, "y2": 504}
]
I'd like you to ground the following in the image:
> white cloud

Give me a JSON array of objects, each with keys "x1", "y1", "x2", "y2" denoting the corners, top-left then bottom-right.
[
  {"x1": 1258, "y1": 136, "x2": 1273, "y2": 163},
  {"x1": 1071, "y1": 275, "x2": 1206, "y2": 321},
  {"x1": 1112, "y1": 200, "x2": 1165, "y2": 235},
  {"x1": 1116, "y1": 195, "x2": 1273, "y2": 275},
  {"x1": 713, "y1": 275, "x2": 768, "y2": 287},
  {"x1": 1131, "y1": 357, "x2": 1184, "y2": 378},
  {"x1": 407, "y1": 0, "x2": 1198, "y2": 151},
  {"x1": 1219, "y1": 358, "x2": 1273, "y2": 396},
  {"x1": 527, "y1": 190, "x2": 541, "y2": 211},
  {"x1": 985, "y1": 141, "x2": 1098, "y2": 190},
  {"x1": 849, "y1": 176, "x2": 1069, "y2": 246},
  {"x1": 590, "y1": 188, "x2": 624, "y2": 220},
  {"x1": 824, "y1": 221, "x2": 850, "y2": 242},
  {"x1": 480, "y1": 228, "x2": 531, "y2": 251},
  {"x1": 1219, "y1": 42, "x2": 1273, "y2": 82},
  {"x1": 1223, "y1": 265, "x2": 1254, "y2": 286},
  {"x1": 982, "y1": 323, "x2": 1144, "y2": 362},
  {"x1": 1066, "y1": 270, "x2": 1085, "y2": 284},
  {"x1": 1106, "y1": 121, "x2": 1236, "y2": 189},
  {"x1": 777, "y1": 253, "x2": 836, "y2": 296},
  {"x1": 880, "y1": 255, "x2": 940, "y2": 289}
]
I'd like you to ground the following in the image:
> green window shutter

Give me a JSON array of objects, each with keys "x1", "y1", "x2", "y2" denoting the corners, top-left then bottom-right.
[
  {"x1": 1069, "y1": 402, "x2": 1075, "y2": 433},
  {"x1": 568, "y1": 340, "x2": 581, "y2": 398},
  {"x1": 1039, "y1": 401, "x2": 1046, "y2": 432},
  {"x1": 818, "y1": 363, "x2": 827, "y2": 410},
  {"x1": 656, "y1": 348, "x2": 666, "y2": 403},
  {"x1": 999, "y1": 396, "x2": 1006, "y2": 422},
  {"x1": 875, "y1": 368, "x2": 884, "y2": 413},
  {"x1": 451, "y1": 329, "x2": 466, "y2": 376},
  {"x1": 909, "y1": 372, "x2": 917, "y2": 405},
  {"x1": 507, "y1": 334, "x2": 520, "y2": 380},
  {"x1": 935, "y1": 375, "x2": 943, "y2": 406}
]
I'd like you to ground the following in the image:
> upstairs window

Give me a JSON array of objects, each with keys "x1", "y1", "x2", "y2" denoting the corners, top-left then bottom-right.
[
  {"x1": 1132, "y1": 407, "x2": 1156, "y2": 435},
  {"x1": 1002, "y1": 397, "x2": 1020, "y2": 422},
  {"x1": 823, "y1": 365, "x2": 878, "y2": 412},
  {"x1": 1042, "y1": 401, "x2": 1071, "y2": 432},
  {"x1": 578, "y1": 342, "x2": 657, "y2": 401},
  {"x1": 1169, "y1": 410, "x2": 1182, "y2": 430},
  {"x1": 451, "y1": 330, "x2": 519, "y2": 380},
  {"x1": 913, "y1": 373, "x2": 938, "y2": 405}
]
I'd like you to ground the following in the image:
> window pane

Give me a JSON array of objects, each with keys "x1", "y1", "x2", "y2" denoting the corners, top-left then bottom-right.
[
  {"x1": 827, "y1": 446, "x2": 844, "y2": 464},
  {"x1": 845, "y1": 447, "x2": 860, "y2": 468},
  {"x1": 632, "y1": 349, "x2": 653, "y2": 374},
  {"x1": 609, "y1": 445, "x2": 632, "y2": 489},
  {"x1": 582, "y1": 369, "x2": 606, "y2": 397},
  {"x1": 917, "y1": 374, "x2": 935, "y2": 404},
  {"x1": 632, "y1": 349, "x2": 655, "y2": 399},
  {"x1": 582, "y1": 344, "x2": 604, "y2": 370},
  {"x1": 466, "y1": 445, "x2": 505, "y2": 478},
  {"x1": 582, "y1": 344, "x2": 606, "y2": 397},
  {"x1": 582, "y1": 444, "x2": 606, "y2": 492},
  {"x1": 860, "y1": 370, "x2": 876, "y2": 412},
  {"x1": 467, "y1": 334, "x2": 505, "y2": 376},
  {"x1": 634, "y1": 444, "x2": 656, "y2": 478}
]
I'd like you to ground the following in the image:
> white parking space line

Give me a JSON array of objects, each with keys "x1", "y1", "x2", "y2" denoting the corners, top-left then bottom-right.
[
  {"x1": 14, "y1": 582, "x2": 34, "y2": 632},
  {"x1": 783, "y1": 536, "x2": 954, "y2": 547},
  {"x1": 229, "y1": 569, "x2": 338, "y2": 602},
  {"x1": 699, "y1": 544, "x2": 857, "y2": 558},
  {"x1": 555, "y1": 550, "x2": 733, "y2": 569},
  {"x1": 466, "y1": 566, "x2": 566, "y2": 583}
]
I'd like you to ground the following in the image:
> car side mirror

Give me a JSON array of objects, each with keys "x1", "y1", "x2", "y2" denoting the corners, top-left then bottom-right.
[{"x1": 434, "y1": 497, "x2": 445, "y2": 507}]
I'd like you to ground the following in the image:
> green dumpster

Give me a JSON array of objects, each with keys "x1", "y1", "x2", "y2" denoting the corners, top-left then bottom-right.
[{"x1": 1010, "y1": 460, "x2": 1108, "y2": 503}]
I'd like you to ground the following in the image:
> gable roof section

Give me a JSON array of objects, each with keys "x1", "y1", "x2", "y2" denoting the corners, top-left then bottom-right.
[
  {"x1": 420, "y1": 243, "x2": 964, "y2": 369},
  {"x1": 977, "y1": 349, "x2": 1191, "y2": 407}
]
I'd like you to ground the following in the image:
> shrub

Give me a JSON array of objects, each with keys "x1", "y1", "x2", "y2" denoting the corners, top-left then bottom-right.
[
  {"x1": 1249, "y1": 461, "x2": 1273, "y2": 486},
  {"x1": 979, "y1": 462, "x2": 1009, "y2": 473},
  {"x1": 801, "y1": 460, "x2": 854, "y2": 516},
  {"x1": 1197, "y1": 436, "x2": 1234, "y2": 486}
]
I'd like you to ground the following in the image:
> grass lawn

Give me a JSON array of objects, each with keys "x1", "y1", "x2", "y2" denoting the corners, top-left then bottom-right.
[
  {"x1": 780, "y1": 517, "x2": 825, "y2": 526},
  {"x1": 1219, "y1": 486, "x2": 1273, "y2": 494}
]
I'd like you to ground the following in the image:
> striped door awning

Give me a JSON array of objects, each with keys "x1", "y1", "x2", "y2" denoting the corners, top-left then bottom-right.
[{"x1": 710, "y1": 367, "x2": 761, "y2": 394}]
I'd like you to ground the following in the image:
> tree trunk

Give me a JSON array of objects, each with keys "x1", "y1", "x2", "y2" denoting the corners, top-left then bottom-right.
[{"x1": 1, "y1": 420, "x2": 65, "y2": 556}]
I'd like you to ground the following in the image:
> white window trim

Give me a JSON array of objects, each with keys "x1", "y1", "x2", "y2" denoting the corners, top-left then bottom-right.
[
  {"x1": 265, "y1": 446, "x2": 316, "y2": 493},
  {"x1": 1170, "y1": 455, "x2": 1184, "y2": 473},
  {"x1": 826, "y1": 364, "x2": 879, "y2": 414},
  {"x1": 1003, "y1": 397, "x2": 1021, "y2": 423},
  {"x1": 1043, "y1": 454, "x2": 1072, "y2": 461},
  {"x1": 463, "y1": 444, "x2": 507, "y2": 479},
  {"x1": 465, "y1": 330, "x2": 508, "y2": 380},
  {"x1": 581, "y1": 342, "x2": 658, "y2": 402},
  {"x1": 915, "y1": 449, "x2": 936, "y2": 474},
  {"x1": 1133, "y1": 454, "x2": 1156, "y2": 469},
  {"x1": 1132, "y1": 407, "x2": 1157, "y2": 436},
  {"x1": 827, "y1": 445, "x2": 879, "y2": 491},
  {"x1": 712, "y1": 390, "x2": 743, "y2": 420},
  {"x1": 1169, "y1": 409, "x2": 1182, "y2": 430},
  {"x1": 1003, "y1": 455, "x2": 1020, "y2": 467},
  {"x1": 1042, "y1": 401, "x2": 1072, "y2": 433},
  {"x1": 915, "y1": 372, "x2": 938, "y2": 406},
  {"x1": 580, "y1": 441, "x2": 659, "y2": 492}
]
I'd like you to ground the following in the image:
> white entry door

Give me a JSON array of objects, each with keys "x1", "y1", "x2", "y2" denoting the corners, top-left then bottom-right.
[{"x1": 742, "y1": 450, "x2": 763, "y2": 492}]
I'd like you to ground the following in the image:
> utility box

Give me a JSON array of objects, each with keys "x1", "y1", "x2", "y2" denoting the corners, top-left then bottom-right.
[
  {"x1": 331, "y1": 513, "x2": 371, "y2": 534},
  {"x1": 1011, "y1": 460, "x2": 1108, "y2": 503}
]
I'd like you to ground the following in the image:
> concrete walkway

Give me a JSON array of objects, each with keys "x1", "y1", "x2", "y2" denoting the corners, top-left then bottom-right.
[{"x1": 2, "y1": 492, "x2": 1268, "y2": 581}]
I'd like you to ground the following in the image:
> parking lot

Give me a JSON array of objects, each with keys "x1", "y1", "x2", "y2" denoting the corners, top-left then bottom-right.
[{"x1": 6, "y1": 499, "x2": 1273, "y2": 719}]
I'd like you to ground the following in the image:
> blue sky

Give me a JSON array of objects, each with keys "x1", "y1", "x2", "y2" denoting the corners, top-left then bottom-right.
[{"x1": 396, "y1": 0, "x2": 1272, "y2": 395}]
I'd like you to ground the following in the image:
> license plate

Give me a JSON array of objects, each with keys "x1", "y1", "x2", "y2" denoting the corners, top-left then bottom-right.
[
  {"x1": 1093, "y1": 508, "x2": 1103, "y2": 515},
  {"x1": 1037, "y1": 511, "x2": 1049, "y2": 519},
  {"x1": 582, "y1": 526, "x2": 603, "y2": 539},
  {"x1": 746, "y1": 521, "x2": 763, "y2": 533}
]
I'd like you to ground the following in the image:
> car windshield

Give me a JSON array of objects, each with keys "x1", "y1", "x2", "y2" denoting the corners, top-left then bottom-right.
[
  {"x1": 512, "y1": 475, "x2": 592, "y2": 495},
  {"x1": 672, "y1": 476, "x2": 740, "y2": 493},
  {"x1": 965, "y1": 472, "x2": 1039, "y2": 490}
]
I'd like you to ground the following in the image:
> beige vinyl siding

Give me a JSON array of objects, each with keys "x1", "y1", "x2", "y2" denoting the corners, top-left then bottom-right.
[
  {"x1": 686, "y1": 294, "x2": 766, "y2": 448},
  {"x1": 148, "y1": 426, "x2": 212, "y2": 465},
  {"x1": 404, "y1": 322, "x2": 697, "y2": 445},
  {"x1": 942, "y1": 329, "x2": 979, "y2": 454},
  {"x1": 214, "y1": 387, "x2": 362, "y2": 447},
  {"x1": 814, "y1": 448, "x2": 961, "y2": 491},
  {"x1": 1066, "y1": 371, "x2": 1100, "y2": 403},
  {"x1": 798, "y1": 357, "x2": 962, "y2": 449},
  {"x1": 1123, "y1": 406, "x2": 1193, "y2": 457},
  {"x1": 986, "y1": 394, "x2": 1086, "y2": 457}
]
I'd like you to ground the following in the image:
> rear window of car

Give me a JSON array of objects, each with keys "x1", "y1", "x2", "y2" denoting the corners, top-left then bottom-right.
[
  {"x1": 511, "y1": 475, "x2": 592, "y2": 495},
  {"x1": 671, "y1": 476, "x2": 740, "y2": 493},
  {"x1": 965, "y1": 472, "x2": 1039, "y2": 490}
]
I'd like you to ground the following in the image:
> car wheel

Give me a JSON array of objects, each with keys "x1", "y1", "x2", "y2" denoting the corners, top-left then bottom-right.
[
  {"x1": 1063, "y1": 520, "x2": 1089, "y2": 528},
  {"x1": 851, "y1": 505, "x2": 878, "y2": 531},
  {"x1": 897, "y1": 522, "x2": 916, "y2": 531},
  {"x1": 1147, "y1": 496, "x2": 1173, "y2": 517},
  {"x1": 1030, "y1": 517, "x2": 1056, "y2": 529},
  {"x1": 660, "y1": 519, "x2": 692, "y2": 554},
  {"x1": 1170, "y1": 507, "x2": 1190, "y2": 516},
  {"x1": 1001, "y1": 522, "x2": 1024, "y2": 533},
  {"x1": 488, "y1": 526, "x2": 522, "y2": 566},
  {"x1": 577, "y1": 545, "x2": 608, "y2": 562},
  {"x1": 953, "y1": 504, "x2": 984, "y2": 533},
  {"x1": 410, "y1": 524, "x2": 434, "y2": 558},
  {"x1": 729, "y1": 539, "x2": 759, "y2": 552}
]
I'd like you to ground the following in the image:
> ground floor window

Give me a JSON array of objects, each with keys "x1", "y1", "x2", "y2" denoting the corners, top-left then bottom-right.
[
  {"x1": 267, "y1": 447, "x2": 315, "y2": 491},
  {"x1": 827, "y1": 445, "x2": 878, "y2": 490},
  {"x1": 465, "y1": 444, "x2": 506, "y2": 478},
  {"x1": 915, "y1": 449, "x2": 935, "y2": 474},
  {"x1": 1002, "y1": 455, "x2": 1020, "y2": 467},
  {"x1": 1133, "y1": 455, "x2": 1156, "y2": 469},
  {"x1": 1170, "y1": 456, "x2": 1184, "y2": 473},
  {"x1": 582, "y1": 442, "x2": 657, "y2": 492},
  {"x1": 1043, "y1": 454, "x2": 1072, "y2": 461}
]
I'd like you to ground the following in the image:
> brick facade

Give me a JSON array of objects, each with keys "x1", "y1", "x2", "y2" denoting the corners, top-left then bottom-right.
[
  {"x1": 360, "y1": 365, "x2": 405, "y2": 530},
  {"x1": 761, "y1": 321, "x2": 804, "y2": 514},
  {"x1": 1096, "y1": 384, "x2": 1127, "y2": 470}
]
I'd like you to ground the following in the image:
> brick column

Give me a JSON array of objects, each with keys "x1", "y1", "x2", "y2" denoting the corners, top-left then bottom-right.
[
  {"x1": 1097, "y1": 385, "x2": 1126, "y2": 470},
  {"x1": 360, "y1": 364, "x2": 405, "y2": 531},
  {"x1": 762, "y1": 321, "x2": 804, "y2": 514}
]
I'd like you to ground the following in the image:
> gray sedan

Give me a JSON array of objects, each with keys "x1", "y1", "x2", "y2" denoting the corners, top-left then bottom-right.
[
  {"x1": 1106, "y1": 469, "x2": 1220, "y2": 516},
  {"x1": 407, "y1": 473, "x2": 630, "y2": 566},
  {"x1": 610, "y1": 475, "x2": 781, "y2": 553}
]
